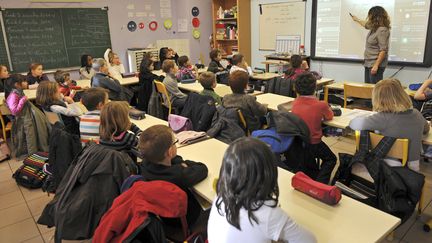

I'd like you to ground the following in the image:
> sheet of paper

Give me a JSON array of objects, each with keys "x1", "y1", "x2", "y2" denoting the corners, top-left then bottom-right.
[
  {"x1": 149, "y1": 12, "x2": 156, "y2": 18},
  {"x1": 160, "y1": 8, "x2": 172, "y2": 18},
  {"x1": 127, "y1": 12, "x2": 134, "y2": 18},
  {"x1": 136, "y1": 12, "x2": 148, "y2": 18},
  {"x1": 178, "y1": 18, "x2": 188, "y2": 32},
  {"x1": 160, "y1": 0, "x2": 171, "y2": 8},
  {"x1": 144, "y1": 4, "x2": 151, "y2": 11},
  {"x1": 126, "y1": 4, "x2": 135, "y2": 10}
]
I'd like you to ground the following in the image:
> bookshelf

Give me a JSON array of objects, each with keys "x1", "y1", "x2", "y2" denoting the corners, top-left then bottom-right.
[{"x1": 212, "y1": 0, "x2": 251, "y2": 64}]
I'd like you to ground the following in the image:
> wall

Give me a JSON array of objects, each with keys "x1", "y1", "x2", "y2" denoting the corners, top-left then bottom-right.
[
  {"x1": 251, "y1": 0, "x2": 432, "y2": 85},
  {"x1": 0, "y1": 0, "x2": 212, "y2": 77}
]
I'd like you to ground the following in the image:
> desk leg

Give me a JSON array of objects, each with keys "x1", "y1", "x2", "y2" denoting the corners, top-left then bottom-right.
[
  {"x1": 266, "y1": 64, "x2": 269, "y2": 72},
  {"x1": 324, "y1": 86, "x2": 329, "y2": 103}
]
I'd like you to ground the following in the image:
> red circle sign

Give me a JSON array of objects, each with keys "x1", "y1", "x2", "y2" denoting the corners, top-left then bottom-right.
[
  {"x1": 192, "y1": 18, "x2": 200, "y2": 28},
  {"x1": 149, "y1": 21, "x2": 158, "y2": 31},
  {"x1": 139, "y1": 22, "x2": 145, "y2": 29}
]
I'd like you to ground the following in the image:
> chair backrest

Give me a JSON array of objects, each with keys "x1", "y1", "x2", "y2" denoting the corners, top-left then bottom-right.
[
  {"x1": 237, "y1": 109, "x2": 249, "y2": 136},
  {"x1": 355, "y1": 131, "x2": 409, "y2": 166},
  {"x1": 154, "y1": 81, "x2": 172, "y2": 115},
  {"x1": 343, "y1": 83, "x2": 374, "y2": 108},
  {"x1": 44, "y1": 110, "x2": 63, "y2": 125}
]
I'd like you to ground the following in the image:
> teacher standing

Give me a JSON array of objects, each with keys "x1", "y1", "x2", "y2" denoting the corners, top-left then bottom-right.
[{"x1": 351, "y1": 6, "x2": 391, "y2": 84}]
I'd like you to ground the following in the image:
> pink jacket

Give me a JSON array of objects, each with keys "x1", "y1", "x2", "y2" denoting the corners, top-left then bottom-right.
[{"x1": 6, "y1": 91, "x2": 27, "y2": 116}]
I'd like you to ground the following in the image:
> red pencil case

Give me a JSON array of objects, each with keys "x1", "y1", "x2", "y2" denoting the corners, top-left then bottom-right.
[{"x1": 291, "y1": 172, "x2": 342, "y2": 205}]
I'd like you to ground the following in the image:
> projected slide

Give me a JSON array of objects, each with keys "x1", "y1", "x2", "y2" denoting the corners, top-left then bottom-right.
[{"x1": 314, "y1": 0, "x2": 431, "y2": 63}]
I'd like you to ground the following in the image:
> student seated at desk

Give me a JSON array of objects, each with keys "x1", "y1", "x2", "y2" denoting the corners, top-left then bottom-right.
[
  {"x1": 207, "y1": 49, "x2": 225, "y2": 73},
  {"x1": 291, "y1": 73, "x2": 336, "y2": 184},
  {"x1": 26, "y1": 63, "x2": 49, "y2": 89},
  {"x1": 0, "y1": 64, "x2": 10, "y2": 92},
  {"x1": 199, "y1": 71, "x2": 222, "y2": 105},
  {"x1": 91, "y1": 58, "x2": 132, "y2": 102},
  {"x1": 36, "y1": 81, "x2": 83, "y2": 135},
  {"x1": 162, "y1": 60, "x2": 188, "y2": 111},
  {"x1": 137, "y1": 53, "x2": 164, "y2": 112},
  {"x1": 284, "y1": 55, "x2": 308, "y2": 81},
  {"x1": 176, "y1": 55, "x2": 197, "y2": 81},
  {"x1": 99, "y1": 101, "x2": 142, "y2": 155},
  {"x1": 156, "y1": 47, "x2": 179, "y2": 70},
  {"x1": 208, "y1": 137, "x2": 316, "y2": 243},
  {"x1": 138, "y1": 125, "x2": 208, "y2": 224},
  {"x1": 5, "y1": 74, "x2": 28, "y2": 116},
  {"x1": 104, "y1": 48, "x2": 125, "y2": 81},
  {"x1": 79, "y1": 54, "x2": 95, "y2": 80},
  {"x1": 229, "y1": 54, "x2": 252, "y2": 76},
  {"x1": 223, "y1": 71, "x2": 267, "y2": 132},
  {"x1": 349, "y1": 78, "x2": 430, "y2": 171},
  {"x1": 79, "y1": 88, "x2": 108, "y2": 145},
  {"x1": 54, "y1": 70, "x2": 82, "y2": 98}
]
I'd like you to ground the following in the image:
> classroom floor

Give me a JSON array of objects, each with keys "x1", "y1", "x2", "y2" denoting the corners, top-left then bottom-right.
[{"x1": 0, "y1": 137, "x2": 431, "y2": 242}]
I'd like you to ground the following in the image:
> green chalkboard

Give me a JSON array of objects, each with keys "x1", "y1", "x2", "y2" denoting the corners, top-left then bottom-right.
[
  {"x1": 0, "y1": 21, "x2": 9, "y2": 68},
  {"x1": 2, "y1": 8, "x2": 111, "y2": 72}
]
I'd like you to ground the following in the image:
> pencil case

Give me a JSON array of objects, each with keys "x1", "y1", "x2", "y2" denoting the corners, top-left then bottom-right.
[{"x1": 291, "y1": 172, "x2": 342, "y2": 205}]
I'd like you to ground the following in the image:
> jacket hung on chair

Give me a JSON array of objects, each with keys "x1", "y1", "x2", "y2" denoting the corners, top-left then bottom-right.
[
  {"x1": 181, "y1": 93, "x2": 217, "y2": 131},
  {"x1": 222, "y1": 93, "x2": 267, "y2": 132},
  {"x1": 11, "y1": 102, "x2": 50, "y2": 157},
  {"x1": 93, "y1": 180, "x2": 188, "y2": 243},
  {"x1": 266, "y1": 76, "x2": 296, "y2": 98},
  {"x1": 137, "y1": 71, "x2": 164, "y2": 112},
  {"x1": 207, "y1": 105, "x2": 246, "y2": 143},
  {"x1": 267, "y1": 111, "x2": 310, "y2": 142},
  {"x1": 48, "y1": 122, "x2": 82, "y2": 190},
  {"x1": 37, "y1": 143, "x2": 134, "y2": 242}
]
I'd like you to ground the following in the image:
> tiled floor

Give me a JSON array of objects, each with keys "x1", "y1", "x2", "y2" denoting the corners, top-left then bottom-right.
[{"x1": 0, "y1": 136, "x2": 431, "y2": 242}]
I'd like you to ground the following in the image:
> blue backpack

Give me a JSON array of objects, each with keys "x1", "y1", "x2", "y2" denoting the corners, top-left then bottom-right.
[{"x1": 251, "y1": 128, "x2": 294, "y2": 153}]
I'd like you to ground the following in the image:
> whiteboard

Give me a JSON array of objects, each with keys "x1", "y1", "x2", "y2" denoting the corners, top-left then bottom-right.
[{"x1": 259, "y1": 1, "x2": 306, "y2": 50}]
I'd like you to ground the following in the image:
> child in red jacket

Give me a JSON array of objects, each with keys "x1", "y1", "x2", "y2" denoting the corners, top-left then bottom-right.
[
  {"x1": 54, "y1": 70, "x2": 82, "y2": 98},
  {"x1": 291, "y1": 72, "x2": 336, "y2": 184}
]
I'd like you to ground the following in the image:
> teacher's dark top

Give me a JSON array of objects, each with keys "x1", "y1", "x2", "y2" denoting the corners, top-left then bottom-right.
[{"x1": 364, "y1": 26, "x2": 390, "y2": 68}]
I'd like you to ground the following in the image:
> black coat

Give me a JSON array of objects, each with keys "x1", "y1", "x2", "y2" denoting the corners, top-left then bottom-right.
[
  {"x1": 91, "y1": 73, "x2": 132, "y2": 102},
  {"x1": 38, "y1": 144, "x2": 133, "y2": 242},
  {"x1": 181, "y1": 93, "x2": 217, "y2": 131},
  {"x1": 48, "y1": 122, "x2": 82, "y2": 190},
  {"x1": 26, "y1": 73, "x2": 49, "y2": 85},
  {"x1": 136, "y1": 71, "x2": 164, "y2": 112},
  {"x1": 207, "y1": 105, "x2": 246, "y2": 143}
]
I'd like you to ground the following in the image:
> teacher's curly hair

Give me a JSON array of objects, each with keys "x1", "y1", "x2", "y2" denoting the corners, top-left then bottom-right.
[{"x1": 366, "y1": 6, "x2": 391, "y2": 32}]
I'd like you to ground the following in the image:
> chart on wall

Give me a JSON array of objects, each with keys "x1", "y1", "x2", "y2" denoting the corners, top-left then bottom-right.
[
  {"x1": 1, "y1": 8, "x2": 111, "y2": 72},
  {"x1": 156, "y1": 39, "x2": 190, "y2": 57},
  {"x1": 259, "y1": 1, "x2": 306, "y2": 50},
  {"x1": 311, "y1": 0, "x2": 432, "y2": 66}
]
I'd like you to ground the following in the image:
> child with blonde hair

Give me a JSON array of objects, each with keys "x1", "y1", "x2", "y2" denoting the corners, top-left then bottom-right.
[{"x1": 350, "y1": 78, "x2": 430, "y2": 171}]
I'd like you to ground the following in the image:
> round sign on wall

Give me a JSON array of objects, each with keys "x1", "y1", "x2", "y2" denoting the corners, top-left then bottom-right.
[
  {"x1": 149, "y1": 21, "x2": 158, "y2": 31},
  {"x1": 127, "y1": 21, "x2": 137, "y2": 32},
  {"x1": 192, "y1": 18, "x2": 200, "y2": 28},
  {"x1": 138, "y1": 22, "x2": 145, "y2": 29},
  {"x1": 192, "y1": 29, "x2": 201, "y2": 39},
  {"x1": 192, "y1": 7, "x2": 200, "y2": 17},
  {"x1": 164, "y1": 19, "x2": 173, "y2": 30}
]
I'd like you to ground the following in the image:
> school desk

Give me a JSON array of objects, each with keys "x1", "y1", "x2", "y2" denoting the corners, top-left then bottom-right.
[
  {"x1": 176, "y1": 138, "x2": 400, "y2": 243},
  {"x1": 132, "y1": 114, "x2": 168, "y2": 131},
  {"x1": 323, "y1": 82, "x2": 415, "y2": 102},
  {"x1": 75, "y1": 76, "x2": 140, "y2": 88},
  {"x1": 178, "y1": 81, "x2": 263, "y2": 97},
  {"x1": 251, "y1": 72, "x2": 281, "y2": 81},
  {"x1": 323, "y1": 108, "x2": 432, "y2": 145},
  {"x1": 255, "y1": 93, "x2": 294, "y2": 110}
]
